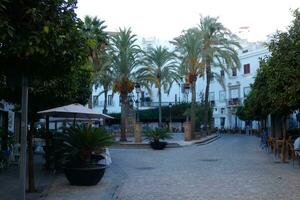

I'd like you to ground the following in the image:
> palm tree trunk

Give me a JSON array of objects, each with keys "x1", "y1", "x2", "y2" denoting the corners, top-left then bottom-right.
[
  {"x1": 120, "y1": 92, "x2": 127, "y2": 141},
  {"x1": 158, "y1": 86, "x2": 162, "y2": 127},
  {"x1": 191, "y1": 80, "x2": 196, "y2": 139},
  {"x1": 204, "y1": 64, "x2": 211, "y2": 135},
  {"x1": 103, "y1": 89, "x2": 108, "y2": 114}
]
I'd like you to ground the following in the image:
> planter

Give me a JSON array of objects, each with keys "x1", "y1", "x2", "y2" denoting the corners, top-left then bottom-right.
[
  {"x1": 150, "y1": 141, "x2": 167, "y2": 150},
  {"x1": 64, "y1": 165, "x2": 106, "y2": 186}
]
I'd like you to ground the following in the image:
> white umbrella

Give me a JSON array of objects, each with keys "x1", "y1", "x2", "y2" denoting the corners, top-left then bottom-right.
[{"x1": 37, "y1": 103, "x2": 113, "y2": 120}]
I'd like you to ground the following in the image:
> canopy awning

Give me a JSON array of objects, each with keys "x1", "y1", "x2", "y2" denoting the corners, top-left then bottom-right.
[{"x1": 37, "y1": 103, "x2": 113, "y2": 119}]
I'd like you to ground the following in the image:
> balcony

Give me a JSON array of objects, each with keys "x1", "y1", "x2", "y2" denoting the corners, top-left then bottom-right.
[{"x1": 227, "y1": 98, "x2": 241, "y2": 107}]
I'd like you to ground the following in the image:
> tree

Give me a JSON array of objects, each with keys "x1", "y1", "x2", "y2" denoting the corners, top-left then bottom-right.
[
  {"x1": 0, "y1": 0, "x2": 89, "y2": 195},
  {"x1": 198, "y1": 16, "x2": 241, "y2": 134},
  {"x1": 93, "y1": 50, "x2": 113, "y2": 114},
  {"x1": 172, "y1": 28, "x2": 203, "y2": 137},
  {"x1": 245, "y1": 10, "x2": 300, "y2": 138},
  {"x1": 110, "y1": 28, "x2": 143, "y2": 141},
  {"x1": 136, "y1": 46, "x2": 179, "y2": 126},
  {"x1": 82, "y1": 16, "x2": 109, "y2": 108}
]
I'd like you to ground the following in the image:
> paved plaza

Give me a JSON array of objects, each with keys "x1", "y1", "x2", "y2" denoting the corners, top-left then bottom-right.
[
  {"x1": 39, "y1": 135, "x2": 300, "y2": 200},
  {"x1": 1, "y1": 135, "x2": 300, "y2": 200}
]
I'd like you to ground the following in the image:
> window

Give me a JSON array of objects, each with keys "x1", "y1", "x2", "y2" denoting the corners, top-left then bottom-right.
[
  {"x1": 108, "y1": 95, "x2": 113, "y2": 106},
  {"x1": 244, "y1": 87, "x2": 251, "y2": 97},
  {"x1": 220, "y1": 117, "x2": 225, "y2": 127},
  {"x1": 219, "y1": 91, "x2": 226, "y2": 102},
  {"x1": 230, "y1": 88, "x2": 239, "y2": 99},
  {"x1": 175, "y1": 94, "x2": 177, "y2": 103},
  {"x1": 209, "y1": 92, "x2": 215, "y2": 101},
  {"x1": 221, "y1": 108, "x2": 225, "y2": 114},
  {"x1": 93, "y1": 95, "x2": 99, "y2": 107},
  {"x1": 220, "y1": 70, "x2": 225, "y2": 78},
  {"x1": 244, "y1": 64, "x2": 250, "y2": 74},
  {"x1": 232, "y1": 68, "x2": 237, "y2": 76}
]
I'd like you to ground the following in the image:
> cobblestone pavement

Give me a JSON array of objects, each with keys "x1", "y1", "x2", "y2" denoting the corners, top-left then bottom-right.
[{"x1": 43, "y1": 135, "x2": 300, "y2": 200}]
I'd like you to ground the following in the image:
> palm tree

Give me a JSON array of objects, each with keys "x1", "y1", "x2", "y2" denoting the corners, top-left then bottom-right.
[
  {"x1": 136, "y1": 46, "x2": 179, "y2": 126},
  {"x1": 93, "y1": 50, "x2": 113, "y2": 114},
  {"x1": 199, "y1": 16, "x2": 241, "y2": 134},
  {"x1": 82, "y1": 16, "x2": 108, "y2": 68},
  {"x1": 172, "y1": 28, "x2": 203, "y2": 138},
  {"x1": 82, "y1": 16, "x2": 108, "y2": 108},
  {"x1": 110, "y1": 28, "x2": 143, "y2": 141}
]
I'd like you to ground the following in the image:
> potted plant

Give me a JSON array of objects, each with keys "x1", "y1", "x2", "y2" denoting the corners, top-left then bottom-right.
[
  {"x1": 57, "y1": 125, "x2": 113, "y2": 186},
  {"x1": 144, "y1": 128, "x2": 172, "y2": 150}
]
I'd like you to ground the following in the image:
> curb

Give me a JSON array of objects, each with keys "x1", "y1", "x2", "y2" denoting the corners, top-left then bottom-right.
[
  {"x1": 196, "y1": 134, "x2": 221, "y2": 145},
  {"x1": 111, "y1": 134, "x2": 220, "y2": 149}
]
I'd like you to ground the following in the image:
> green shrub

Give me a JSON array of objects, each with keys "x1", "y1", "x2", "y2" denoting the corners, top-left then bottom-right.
[{"x1": 144, "y1": 128, "x2": 172, "y2": 143}]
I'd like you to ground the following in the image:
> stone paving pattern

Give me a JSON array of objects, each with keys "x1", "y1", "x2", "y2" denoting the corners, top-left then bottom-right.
[
  {"x1": 41, "y1": 135, "x2": 300, "y2": 200},
  {"x1": 3, "y1": 135, "x2": 300, "y2": 200}
]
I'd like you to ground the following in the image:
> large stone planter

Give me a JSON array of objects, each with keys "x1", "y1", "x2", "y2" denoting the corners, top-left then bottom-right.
[
  {"x1": 150, "y1": 141, "x2": 167, "y2": 150},
  {"x1": 134, "y1": 122, "x2": 142, "y2": 143},
  {"x1": 184, "y1": 122, "x2": 192, "y2": 141},
  {"x1": 64, "y1": 165, "x2": 106, "y2": 186}
]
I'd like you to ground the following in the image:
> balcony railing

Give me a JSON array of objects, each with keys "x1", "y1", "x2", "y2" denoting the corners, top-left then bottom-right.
[{"x1": 227, "y1": 98, "x2": 241, "y2": 106}]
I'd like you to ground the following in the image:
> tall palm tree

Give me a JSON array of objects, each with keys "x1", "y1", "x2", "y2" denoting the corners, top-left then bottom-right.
[
  {"x1": 136, "y1": 46, "x2": 179, "y2": 126},
  {"x1": 93, "y1": 50, "x2": 113, "y2": 114},
  {"x1": 82, "y1": 16, "x2": 108, "y2": 68},
  {"x1": 199, "y1": 16, "x2": 241, "y2": 134},
  {"x1": 110, "y1": 28, "x2": 143, "y2": 141},
  {"x1": 82, "y1": 16, "x2": 108, "y2": 108},
  {"x1": 172, "y1": 28, "x2": 203, "y2": 138}
]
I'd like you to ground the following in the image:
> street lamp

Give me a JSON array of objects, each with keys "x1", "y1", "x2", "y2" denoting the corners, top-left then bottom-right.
[
  {"x1": 183, "y1": 83, "x2": 190, "y2": 103},
  {"x1": 135, "y1": 83, "x2": 141, "y2": 122},
  {"x1": 169, "y1": 102, "x2": 172, "y2": 132}
]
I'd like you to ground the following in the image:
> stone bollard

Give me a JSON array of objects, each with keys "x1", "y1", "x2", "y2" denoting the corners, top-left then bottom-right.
[
  {"x1": 184, "y1": 121, "x2": 192, "y2": 141},
  {"x1": 134, "y1": 122, "x2": 142, "y2": 143}
]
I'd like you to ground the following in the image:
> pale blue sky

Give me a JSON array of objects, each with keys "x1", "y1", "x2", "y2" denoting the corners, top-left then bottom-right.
[{"x1": 77, "y1": 0, "x2": 300, "y2": 42}]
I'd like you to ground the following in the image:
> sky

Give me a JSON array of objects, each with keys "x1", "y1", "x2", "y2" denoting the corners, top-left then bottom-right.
[{"x1": 76, "y1": 0, "x2": 300, "y2": 42}]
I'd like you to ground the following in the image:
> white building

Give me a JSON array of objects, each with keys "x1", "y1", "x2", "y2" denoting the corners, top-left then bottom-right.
[{"x1": 92, "y1": 37, "x2": 269, "y2": 129}]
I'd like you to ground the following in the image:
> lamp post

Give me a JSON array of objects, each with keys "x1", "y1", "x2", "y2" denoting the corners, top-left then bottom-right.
[
  {"x1": 183, "y1": 83, "x2": 190, "y2": 103},
  {"x1": 183, "y1": 83, "x2": 192, "y2": 141},
  {"x1": 135, "y1": 83, "x2": 141, "y2": 122},
  {"x1": 134, "y1": 83, "x2": 141, "y2": 143},
  {"x1": 169, "y1": 102, "x2": 172, "y2": 133}
]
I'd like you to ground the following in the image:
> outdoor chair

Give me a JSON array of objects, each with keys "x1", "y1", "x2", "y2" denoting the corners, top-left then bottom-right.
[
  {"x1": 274, "y1": 138, "x2": 285, "y2": 159},
  {"x1": 287, "y1": 141, "x2": 300, "y2": 166}
]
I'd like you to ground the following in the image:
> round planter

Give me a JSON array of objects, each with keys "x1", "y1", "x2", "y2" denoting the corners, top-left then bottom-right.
[
  {"x1": 64, "y1": 165, "x2": 106, "y2": 186},
  {"x1": 150, "y1": 141, "x2": 167, "y2": 150}
]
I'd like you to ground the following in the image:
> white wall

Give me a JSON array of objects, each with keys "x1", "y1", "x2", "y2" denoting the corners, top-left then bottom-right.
[{"x1": 92, "y1": 38, "x2": 269, "y2": 130}]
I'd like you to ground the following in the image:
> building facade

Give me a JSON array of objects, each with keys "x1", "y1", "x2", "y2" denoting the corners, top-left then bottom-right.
[{"x1": 92, "y1": 37, "x2": 269, "y2": 129}]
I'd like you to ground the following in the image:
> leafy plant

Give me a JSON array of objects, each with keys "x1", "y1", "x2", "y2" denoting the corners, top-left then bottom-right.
[
  {"x1": 144, "y1": 128, "x2": 172, "y2": 143},
  {"x1": 56, "y1": 125, "x2": 114, "y2": 168}
]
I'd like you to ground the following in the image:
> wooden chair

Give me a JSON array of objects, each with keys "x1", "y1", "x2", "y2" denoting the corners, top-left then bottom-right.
[{"x1": 287, "y1": 140, "x2": 300, "y2": 166}]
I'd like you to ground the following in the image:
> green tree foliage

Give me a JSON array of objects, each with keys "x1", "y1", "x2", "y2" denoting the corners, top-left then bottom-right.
[
  {"x1": 172, "y1": 28, "x2": 203, "y2": 137},
  {"x1": 136, "y1": 46, "x2": 179, "y2": 125},
  {"x1": 110, "y1": 28, "x2": 143, "y2": 141},
  {"x1": 0, "y1": 0, "x2": 87, "y2": 81},
  {"x1": 82, "y1": 16, "x2": 110, "y2": 110},
  {"x1": 0, "y1": 0, "x2": 91, "y2": 192},
  {"x1": 198, "y1": 16, "x2": 241, "y2": 134},
  {"x1": 243, "y1": 10, "x2": 300, "y2": 120}
]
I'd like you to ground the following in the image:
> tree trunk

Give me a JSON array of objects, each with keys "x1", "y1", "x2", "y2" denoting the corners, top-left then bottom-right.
[
  {"x1": 27, "y1": 120, "x2": 36, "y2": 192},
  {"x1": 191, "y1": 80, "x2": 196, "y2": 139},
  {"x1": 158, "y1": 86, "x2": 162, "y2": 127},
  {"x1": 103, "y1": 89, "x2": 108, "y2": 114},
  {"x1": 19, "y1": 76, "x2": 28, "y2": 200},
  {"x1": 204, "y1": 65, "x2": 211, "y2": 135},
  {"x1": 120, "y1": 92, "x2": 127, "y2": 141}
]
